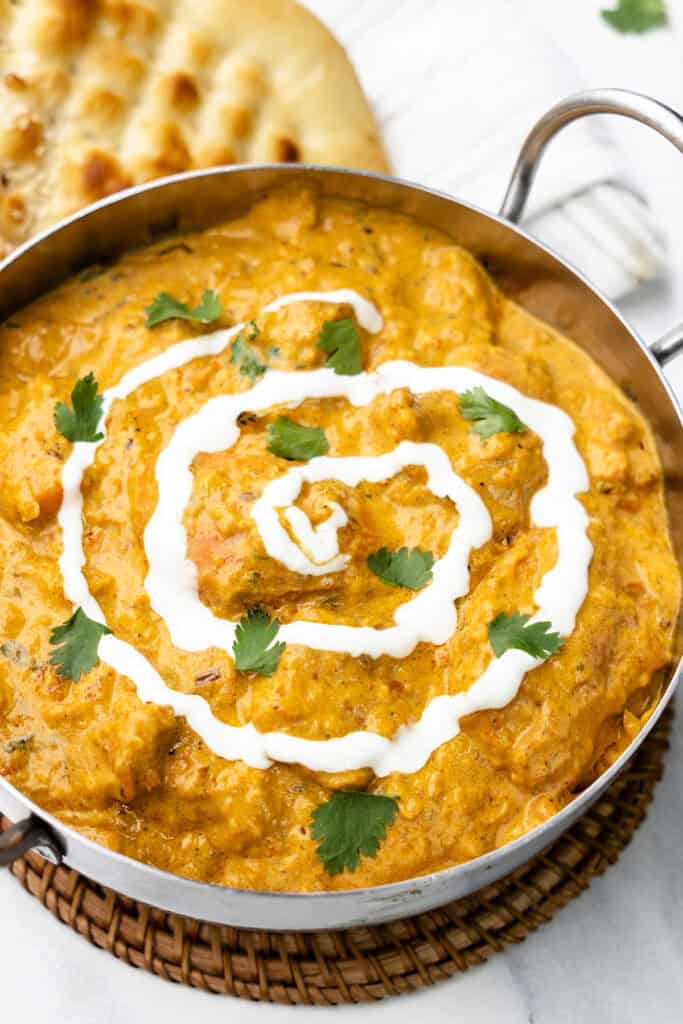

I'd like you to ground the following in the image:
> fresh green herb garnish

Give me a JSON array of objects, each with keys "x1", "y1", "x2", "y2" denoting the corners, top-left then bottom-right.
[
  {"x1": 145, "y1": 289, "x2": 221, "y2": 327},
  {"x1": 49, "y1": 608, "x2": 111, "y2": 681},
  {"x1": 459, "y1": 387, "x2": 526, "y2": 442},
  {"x1": 367, "y1": 546, "x2": 434, "y2": 590},
  {"x1": 601, "y1": 0, "x2": 668, "y2": 32},
  {"x1": 54, "y1": 372, "x2": 104, "y2": 443},
  {"x1": 232, "y1": 609, "x2": 285, "y2": 676},
  {"x1": 311, "y1": 791, "x2": 399, "y2": 876},
  {"x1": 317, "y1": 318, "x2": 363, "y2": 375},
  {"x1": 488, "y1": 612, "x2": 563, "y2": 660},
  {"x1": 230, "y1": 321, "x2": 266, "y2": 380},
  {"x1": 267, "y1": 417, "x2": 330, "y2": 461}
]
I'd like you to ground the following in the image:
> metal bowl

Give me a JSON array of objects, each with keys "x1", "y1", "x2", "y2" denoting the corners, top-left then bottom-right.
[{"x1": 1, "y1": 90, "x2": 682, "y2": 930}]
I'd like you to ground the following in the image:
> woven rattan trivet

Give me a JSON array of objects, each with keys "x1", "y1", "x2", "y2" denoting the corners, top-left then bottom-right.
[{"x1": 1, "y1": 706, "x2": 673, "y2": 1005}]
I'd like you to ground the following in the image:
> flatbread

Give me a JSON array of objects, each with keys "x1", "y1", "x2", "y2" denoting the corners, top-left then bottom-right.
[{"x1": 0, "y1": 0, "x2": 389, "y2": 256}]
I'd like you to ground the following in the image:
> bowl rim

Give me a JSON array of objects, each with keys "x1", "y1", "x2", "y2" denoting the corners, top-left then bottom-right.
[{"x1": 0, "y1": 160, "x2": 681, "y2": 909}]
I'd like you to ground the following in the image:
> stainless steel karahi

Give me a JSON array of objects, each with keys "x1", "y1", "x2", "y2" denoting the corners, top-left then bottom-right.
[{"x1": 1, "y1": 89, "x2": 682, "y2": 931}]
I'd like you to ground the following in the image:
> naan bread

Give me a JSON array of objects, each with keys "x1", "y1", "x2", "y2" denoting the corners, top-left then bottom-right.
[{"x1": 0, "y1": 0, "x2": 388, "y2": 256}]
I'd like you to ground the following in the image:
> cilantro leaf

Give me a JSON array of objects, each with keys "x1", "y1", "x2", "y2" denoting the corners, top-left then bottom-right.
[
  {"x1": 601, "y1": 0, "x2": 667, "y2": 32},
  {"x1": 367, "y1": 546, "x2": 434, "y2": 590},
  {"x1": 317, "y1": 318, "x2": 363, "y2": 375},
  {"x1": 230, "y1": 322, "x2": 266, "y2": 380},
  {"x1": 145, "y1": 289, "x2": 221, "y2": 327},
  {"x1": 49, "y1": 607, "x2": 111, "y2": 681},
  {"x1": 232, "y1": 609, "x2": 285, "y2": 676},
  {"x1": 192, "y1": 290, "x2": 222, "y2": 322},
  {"x1": 54, "y1": 372, "x2": 104, "y2": 443},
  {"x1": 267, "y1": 417, "x2": 330, "y2": 461},
  {"x1": 488, "y1": 611, "x2": 563, "y2": 660},
  {"x1": 311, "y1": 791, "x2": 399, "y2": 876},
  {"x1": 459, "y1": 387, "x2": 526, "y2": 441}
]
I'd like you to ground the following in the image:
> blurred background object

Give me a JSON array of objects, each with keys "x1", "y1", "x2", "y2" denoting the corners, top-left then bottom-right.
[
  {"x1": 0, "y1": 0, "x2": 387, "y2": 258},
  {"x1": 305, "y1": 0, "x2": 672, "y2": 301}
]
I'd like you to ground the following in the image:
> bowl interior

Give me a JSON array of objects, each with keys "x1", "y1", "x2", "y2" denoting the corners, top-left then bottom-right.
[{"x1": 0, "y1": 165, "x2": 680, "y2": 925}]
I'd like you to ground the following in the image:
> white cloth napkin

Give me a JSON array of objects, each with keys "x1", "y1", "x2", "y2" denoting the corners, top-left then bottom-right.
[{"x1": 305, "y1": 0, "x2": 666, "y2": 299}]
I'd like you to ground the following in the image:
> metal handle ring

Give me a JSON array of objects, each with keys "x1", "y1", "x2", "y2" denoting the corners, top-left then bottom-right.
[
  {"x1": 500, "y1": 88, "x2": 683, "y2": 366},
  {"x1": 0, "y1": 815, "x2": 63, "y2": 867}
]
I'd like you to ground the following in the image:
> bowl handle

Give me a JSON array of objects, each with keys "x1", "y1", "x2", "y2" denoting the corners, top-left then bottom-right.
[
  {"x1": 500, "y1": 88, "x2": 683, "y2": 367},
  {"x1": 650, "y1": 324, "x2": 683, "y2": 367},
  {"x1": 0, "y1": 815, "x2": 63, "y2": 867}
]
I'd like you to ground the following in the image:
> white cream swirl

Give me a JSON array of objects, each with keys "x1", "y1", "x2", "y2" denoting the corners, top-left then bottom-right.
[{"x1": 57, "y1": 289, "x2": 592, "y2": 775}]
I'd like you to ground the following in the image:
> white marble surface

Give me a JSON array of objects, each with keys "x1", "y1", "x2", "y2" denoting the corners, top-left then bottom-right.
[{"x1": 1, "y1": 1, "x2": 682, "y2": 1021}]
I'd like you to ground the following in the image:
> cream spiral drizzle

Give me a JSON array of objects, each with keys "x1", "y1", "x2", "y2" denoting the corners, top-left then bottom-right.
[{"x1": 58, "y1": 289, "x2": 592, "y2": 775}]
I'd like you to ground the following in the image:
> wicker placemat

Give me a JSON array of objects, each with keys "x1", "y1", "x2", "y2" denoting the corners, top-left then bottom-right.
[{"x1": 2, "y1": 706, "x2": 673, "y2": 1005}]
